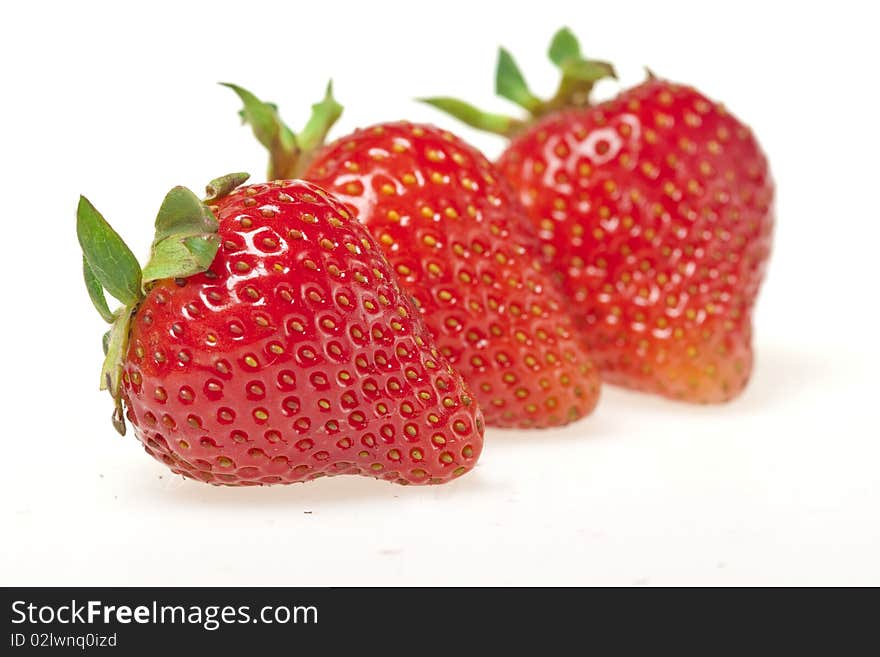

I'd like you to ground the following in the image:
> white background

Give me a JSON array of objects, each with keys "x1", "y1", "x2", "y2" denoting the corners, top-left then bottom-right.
[{"x1": 2, "y1": 0, "x2": 878, "y2": 586}]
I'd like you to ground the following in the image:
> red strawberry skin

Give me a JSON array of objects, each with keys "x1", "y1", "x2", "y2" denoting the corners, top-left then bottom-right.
[
  {"x1": 121, "y1": 180, "x2": 484, "y2": 485},
  {"x1": 497, "y1": 80, "x2": 774, "y2": 402},
  {"x1": 304, "y1": 122, "x2": 600, "y2": 427}
]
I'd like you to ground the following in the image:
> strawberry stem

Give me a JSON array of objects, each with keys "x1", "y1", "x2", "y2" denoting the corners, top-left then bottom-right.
[{"x1": 539, "y1": 29, "x2": 616, "y2": 116}]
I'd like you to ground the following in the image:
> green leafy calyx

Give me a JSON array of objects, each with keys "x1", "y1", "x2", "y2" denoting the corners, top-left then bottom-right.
[
  {"x1": 420, "y1": 27, "x2": 617, "y2": 138},
  {"x1": 222, "y1": 81, "x2": 343, "y2": 181}
]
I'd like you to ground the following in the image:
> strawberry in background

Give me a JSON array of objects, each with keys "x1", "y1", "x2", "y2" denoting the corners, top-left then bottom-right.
[
  {"x1": 424, "y1": 28, "x2": 774, "y2": 403},
  {"x1": 224, "y1": 84, "x2": 601, "y2": 427}
]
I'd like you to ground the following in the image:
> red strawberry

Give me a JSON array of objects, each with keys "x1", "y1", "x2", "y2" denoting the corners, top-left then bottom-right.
[
  {"x1": 423, "y1": 29, "x2": 774, "y2": 402},
  {"x1": 224, "y1": 84, "x2": 600, "y2": 427},
  {"x1": 77, "y1": 174, "x2": 484, "y2": 485}
]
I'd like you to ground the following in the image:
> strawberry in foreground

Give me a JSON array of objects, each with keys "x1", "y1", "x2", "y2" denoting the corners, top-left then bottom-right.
[
  {"x1": 223, "y1": 84, "x2": 600, "y2": 427},
  {"x1": 423, "y1": 29, "x2": 774, "y2": 403},
  {"x1": 77, "y1": 174, "x2": 484, "y2": 485}
]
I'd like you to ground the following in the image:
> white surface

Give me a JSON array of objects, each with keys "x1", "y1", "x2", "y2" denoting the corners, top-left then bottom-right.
[{"x1": 2, "y1": 0, "x2": 878, "y2": 586}]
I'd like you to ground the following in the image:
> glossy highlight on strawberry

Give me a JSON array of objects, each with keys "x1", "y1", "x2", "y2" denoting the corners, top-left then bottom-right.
[{"x1": 79, "y1": 177, "x2": 484, "y2": 486}]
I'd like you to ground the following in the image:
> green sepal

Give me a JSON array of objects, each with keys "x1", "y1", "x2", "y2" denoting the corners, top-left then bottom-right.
[
  {"x1": 141, "y1": 186, "x2": 220, "y2": 284},
  {"x1": 205, "y1": 172, "x2": 250, "y2": 202},
  {"x1": 76, "y1": 196, "x2": 143, "y2": 306},
  {"x1": 424, "y1": 27, "x2": 618, "y2": 136},
  {"x1": 221, "y1": 82, "x2": 297, "y2": 154},
  {"x1": 495, "y1": 48, "x2": 542, "y2": 113},
  {"x1": 223, "y1": 82, "x2": 345, "y2": 180},
  {"x1": 561, "y1": 58, "x2": 617, "y2": 84},
  {"x1": 543, "y1": 28, "x2": 617, "y2": 112},
  {"x1": 151, "y1": 186, "x2": 217, "y2": 243},
  {"x1": 83, "y1": 256, "x2": 116, "y2": 323},
  {"x1": 141, "y1": 234, "x2": 220, "y2": 283},
  {"x1": 102, "y1": 329, "x2": 111, "y2": 356},
  {"x1": 100, "y1": 310, "x2": 129, "y2": 392},
  {"x1": 418, "y1": 97, "x2": 523, "y2": 137},
  {"x1": 100, "y1": 305, "x2": 134, "y2": 436},
  {"x1": 548, "y1": 27, "x2": 582, "y2": 67},
  {"x1": 221, "y1": 82, "x2": 299, "y2": 180},
  {"x1": 298, "y1": 81, "x2": 343, "y2": 155},
  {"x1": 548, "y1": 27, "x2": 616, "y2": 82}
]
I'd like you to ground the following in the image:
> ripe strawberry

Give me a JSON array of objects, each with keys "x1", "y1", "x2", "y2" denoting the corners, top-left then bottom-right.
[
  {"x1": 424, "y1": 29, "x2": 774, "y2": 402},
  {"x1": 77, "y1": 174, "x2": 484, "y2": 485},
  {"x1": 224, "y1": 84, "x2": 600, "y2": 427}
]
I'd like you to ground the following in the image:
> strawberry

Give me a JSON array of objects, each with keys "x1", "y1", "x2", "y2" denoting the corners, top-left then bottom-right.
[
  {"x1": 223, "y1": 84, "x2": 600, "y2": 427},
  {"x1": 423, "y1": 28, "x2": 774, "y2": 402},
  {"x1": 77, "y1": 174, "x2": 484, "y2": 485}
]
